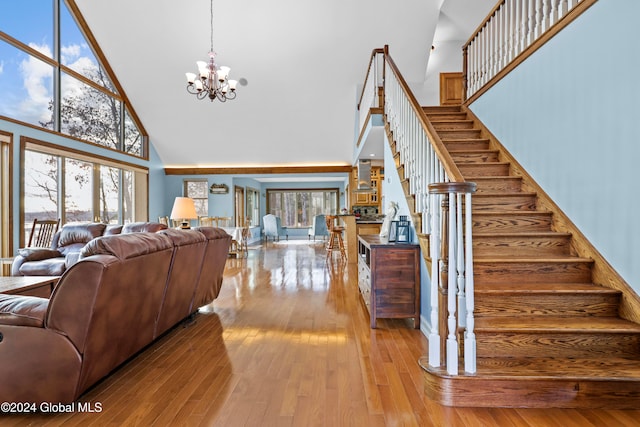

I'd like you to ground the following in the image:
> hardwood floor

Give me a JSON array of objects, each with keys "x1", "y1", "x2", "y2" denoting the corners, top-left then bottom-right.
[{"x1": 5, "y1": 242, "x2": 640, "y2": 426}]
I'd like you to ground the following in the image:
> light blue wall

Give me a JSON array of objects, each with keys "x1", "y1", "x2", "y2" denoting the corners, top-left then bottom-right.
[
  {"x1": 1, "y1": 118, "x2": 165, "y2": 251},
  {"x1": 470, "y1": 0, "x2": 640, "y2": 293}
]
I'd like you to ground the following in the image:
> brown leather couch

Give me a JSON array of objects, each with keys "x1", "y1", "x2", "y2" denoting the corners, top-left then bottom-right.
[
  {"x1": 11, "y1": 222, "x2": 168, "y2": 277},
  {"x1": 0, "y1": 227, "x2": 231, "y2": 404}
]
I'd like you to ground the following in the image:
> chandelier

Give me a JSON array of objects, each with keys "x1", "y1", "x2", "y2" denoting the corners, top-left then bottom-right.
[{"x1": 185, "y1": 0, "x2": 237, "y2": 102}]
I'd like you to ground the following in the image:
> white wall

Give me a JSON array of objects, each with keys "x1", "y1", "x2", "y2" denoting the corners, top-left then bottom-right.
[{"x1": 470, "y1": 0, "x2": 640, "y2": 293}]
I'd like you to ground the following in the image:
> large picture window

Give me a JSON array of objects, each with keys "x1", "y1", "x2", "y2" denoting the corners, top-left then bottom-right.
[
  {"x1": 22, "y1": 139, "x2": 147, "y2": 245},
  {"x1": 266, "y1": 188, "x2": 338, "y2": 228}
]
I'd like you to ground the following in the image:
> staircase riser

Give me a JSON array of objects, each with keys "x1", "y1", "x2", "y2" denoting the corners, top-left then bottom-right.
[
  {"x1": 450, "y1": 152, "x2": 500, "y2": 163},
  {"x1": 444, "y1": 140, "x2": 490, "y2": 151},
  {"x1": 473, "y1": 179, "x2": 523, "y2": 193},
  {"x1": 458, "y1": 163, "x2": 510, "y2": 176},
  {"x1": 472, "y1": 214, "x2": 553, "y2": 232},
  {"x1": 474, "y1": 261, "x2": 592, "y2": 284},
  {"x1": 472, "y1": 196, "x2": 537, "y2": 211},
  {"x1": 476, "y1": 332, "x2": 640, "y2": 358},
  {"x1": 424, "y1": 373, "x2": 640, "y2": 409},
  {"x1": 474, "y1": 294, "x2": 621, "y2": 317},
  {"x1": 473, "y1": 236, "x2": 571, "y2": 257},
  {"x1": 426, "y1": 113, "x2": 468, "y2": 120},
  {"x1": 423, "y1": 106, "x2": 461, "y2": 114}
]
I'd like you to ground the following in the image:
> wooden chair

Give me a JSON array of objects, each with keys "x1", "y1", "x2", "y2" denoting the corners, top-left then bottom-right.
[
  {"x1": 158, "y1": 216, "x2": 170, "y2": 226},
  {"x1": 325, "y1": 215, "x2": 346, "y2": 260},
  {"x1": 239, "y1": 217, "x2": 251, "y2": 255},
  {"x1": 27, "y1": 218, "x2": 60, "y2": 248},
  {"x1": 199, "y1": 216, "x2": 214, "y2": 227},
  {"x1": 216, "y1": 216, "x2": 232, "y2": 227}
]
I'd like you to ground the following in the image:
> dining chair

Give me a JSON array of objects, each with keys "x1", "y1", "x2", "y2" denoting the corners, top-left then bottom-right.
[
  {"x1": 199, "y1": 216, "x2": 214, "y2": 227},
  {"x1": 27, "y1": 218, "x2": 60, "y2": 248}
]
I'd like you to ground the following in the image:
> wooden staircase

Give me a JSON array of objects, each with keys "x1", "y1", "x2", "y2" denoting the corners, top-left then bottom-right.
[{"x1": 397, "y1": 105, "x2": 640, "y2": 408}]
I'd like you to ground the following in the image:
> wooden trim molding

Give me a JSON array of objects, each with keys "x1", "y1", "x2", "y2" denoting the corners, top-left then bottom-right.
[{"x1": 164, "y1": 165, "x2": 352, "y2": 175}]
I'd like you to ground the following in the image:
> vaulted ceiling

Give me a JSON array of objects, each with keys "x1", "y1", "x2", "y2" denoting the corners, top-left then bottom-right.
[{"x1": 74, "y1": 0, "x2": 495, "y2": 171}]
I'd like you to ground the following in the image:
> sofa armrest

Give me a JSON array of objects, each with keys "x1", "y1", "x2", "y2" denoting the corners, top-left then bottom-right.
[
  {"x1": 0, "y1": 295, "x2": 49, "y2": 328},
  {"x1": 18, "y1": 248, "x2": 62, "y2": 261}
]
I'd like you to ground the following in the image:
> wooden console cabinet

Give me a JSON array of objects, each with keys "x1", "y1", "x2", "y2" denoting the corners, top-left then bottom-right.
[{"x1": 357, "y1": 235, "x2": 420, "y2": 329}]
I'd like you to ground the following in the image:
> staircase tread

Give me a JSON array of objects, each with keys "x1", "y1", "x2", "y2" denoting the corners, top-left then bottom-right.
[
  {"x1": 472, "y1": 192, "x2": 538, "y2": 197},
  {"x1": 473, "y1": 231, "x2": 572, "y2": 237},
  {"x1": 475, "y1": 282, "x2": 619, "y2": 293},
  {"x1": 475, "y1": 316, "x2": 640, "y2": 332},
  {"x1": 474, "y1": 256, "x2": 593, "y2": 262},
  {"x1": 449, "y1": 149, "x2": 500, "y2": 153},
  {"x1": 441, "y1": 138, "x2": 490, "y2": 142},
  {"x1": 424, "y1": 356, "x2": 640, "y2": 379},
  {"x1": 472, "y1": 210, "x2": 552, "y2": 215}
]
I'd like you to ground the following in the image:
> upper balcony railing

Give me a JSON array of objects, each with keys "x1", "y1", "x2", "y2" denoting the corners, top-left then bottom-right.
[{"x1": 463, "y1": 0, "x2": 597, "y2": 103}]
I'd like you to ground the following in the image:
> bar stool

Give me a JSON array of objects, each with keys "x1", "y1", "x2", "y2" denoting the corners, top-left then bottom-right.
[{"x1": 325, "y1": 215, "x2": 346, "y2": 260}]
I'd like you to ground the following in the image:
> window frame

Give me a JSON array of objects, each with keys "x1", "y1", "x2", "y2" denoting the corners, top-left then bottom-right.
[
  {"x1": 266, "y1": 188, "x2": 339, "y2": 228},
  {"x1": 20, "y1": 136, "x2": 148, "y2": 246},
  {"x1": 183, "y1": 179, "x2": 209, "y2": 218}
]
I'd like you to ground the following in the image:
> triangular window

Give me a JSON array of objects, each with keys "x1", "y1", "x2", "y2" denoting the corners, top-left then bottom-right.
[{"x1": 0, "y1": 0, "x2": 145, "y2": 158}]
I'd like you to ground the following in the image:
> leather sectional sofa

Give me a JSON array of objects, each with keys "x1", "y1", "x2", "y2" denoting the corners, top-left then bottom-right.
[
  {"x1": 0, "y1": 226, "x2": 231, "y2": 404},
  {"x1": 11, "y1": 221, "x2": 169, "y2": 277}
]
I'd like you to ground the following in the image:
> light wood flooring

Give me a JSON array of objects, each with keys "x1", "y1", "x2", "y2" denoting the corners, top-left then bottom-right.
[{"x1": 5, "y1": 241, "x2": 640, "y2": 426}]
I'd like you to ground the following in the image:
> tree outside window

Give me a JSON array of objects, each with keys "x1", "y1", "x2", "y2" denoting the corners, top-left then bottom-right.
[{"x1": 184, "y1": 180, "x2": 209, "y2": 217}]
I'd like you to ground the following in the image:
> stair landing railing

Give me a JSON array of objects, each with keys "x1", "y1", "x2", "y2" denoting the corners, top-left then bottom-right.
[
  {"x1": 357, "y1": 46, "x2": 477, "y2": 374},
  {"x1": 463, "y1": 0, "x2": 597, "y2": 103}
]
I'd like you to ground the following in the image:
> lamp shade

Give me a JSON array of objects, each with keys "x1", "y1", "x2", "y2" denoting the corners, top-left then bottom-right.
[{"x1": 170, "y1": 197, "x2": 198, "y2": 228}]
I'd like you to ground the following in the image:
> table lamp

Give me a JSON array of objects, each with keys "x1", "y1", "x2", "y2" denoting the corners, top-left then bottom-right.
[{"x1": 170, "y1": 197, "x2": 198, "y2": 229}]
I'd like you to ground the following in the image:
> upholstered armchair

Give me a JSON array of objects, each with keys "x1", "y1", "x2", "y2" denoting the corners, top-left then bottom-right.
[
  {"x1": 308, "y1": 214, "x2": 329, "y2": 240},
  {"x1": 263, "y1": 214, "x2": 288, "y2": 242}
]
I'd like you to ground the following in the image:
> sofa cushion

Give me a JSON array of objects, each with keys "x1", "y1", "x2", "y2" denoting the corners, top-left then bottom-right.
[
  {"x1": 158, "y1": 228, "x2": 207, "y2": 246},
  {"x1": 0, "y1": 294, "x2": 49, "y2": 327},
  {"x1": 58, "y1": 223, "x2": 106, "y2": 247},
  {"x1": 104, "y1": 224, "x2": 123, "y2": 235},
  {"x1": 18, "y1": 258, "x2": 67, "y2": 276},
  {"x1": 81, "y1": 232, "x2": 173, "y2": 260},
  {"x1": 194, "y1": 226, "x2": 233, "y2": 240},
  {"x1": 17, "y1": 248, "x2": 61, "y2": 261},
  {"x1": 121, "y1": 222, "x2": 168, "y2": 234}
]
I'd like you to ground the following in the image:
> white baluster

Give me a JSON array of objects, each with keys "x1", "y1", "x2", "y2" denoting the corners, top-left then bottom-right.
[
  {"x1": 559, "y1": 0, "x2": 568, "y2": 16},
  {"x1": 541, "y1": 0, "x2": 550, "y2": 33},
  {"x1": 428, "y1": 191, "x2": 441, "y2": 367},
  {"x1": 527, "y1": 0, "x2": 536, "y2": 45},
  {"x1": 456, "y1": 193, "x2": 466, "y2": 328},
  {"x1": 549, "y1": 0, "x2": 560, "y2": 27},
  {"x1": 446, "y1": 191, "x2": 458, "y2": 375},
  {"x1": 464, "y1": 191, "x2": 476, "y2": 373}
]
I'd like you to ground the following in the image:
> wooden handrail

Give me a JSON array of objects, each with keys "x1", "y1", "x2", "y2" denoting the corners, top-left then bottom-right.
[
  {"x1": 383, "y1": 50, "x2": 466, "y2": 183},
  {"x1": 356, "y1": 48, "x2": 384, "y2": 110}
]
